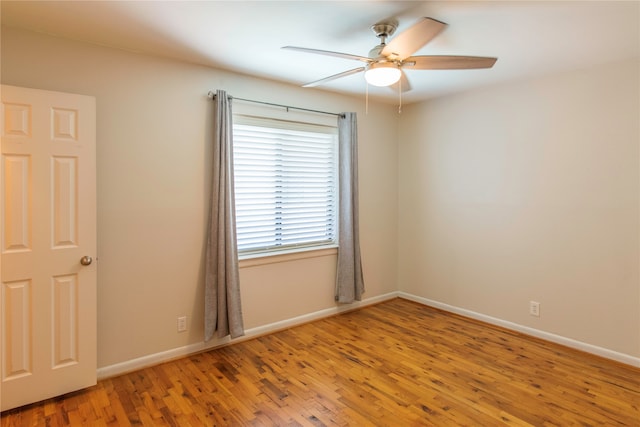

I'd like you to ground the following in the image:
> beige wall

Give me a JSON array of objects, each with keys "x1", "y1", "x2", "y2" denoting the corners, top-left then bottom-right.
[
  {"x1": 3, "y1": 25, "x2": 639, "y2": 368},
  {"x1": 398, "y1": 59, "x2": 640, "y2": 357},
  {"x1": 1, "y1": 27, "x2": 399, "y2": 367}
]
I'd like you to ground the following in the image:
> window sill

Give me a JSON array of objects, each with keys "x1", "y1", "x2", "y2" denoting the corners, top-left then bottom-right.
[{"x1": 238, "y1": 245, "x2": 338, "y2": 268}]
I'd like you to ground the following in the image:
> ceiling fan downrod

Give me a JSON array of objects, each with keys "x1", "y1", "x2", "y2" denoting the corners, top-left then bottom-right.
[{"x1": 369, "y1": 22, "x2": 397, "y2": 58}]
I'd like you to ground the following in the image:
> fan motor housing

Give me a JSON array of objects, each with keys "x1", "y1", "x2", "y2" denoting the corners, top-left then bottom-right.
[{"x1": 368, "y1": 45, "x2": 384, "y2": 59}]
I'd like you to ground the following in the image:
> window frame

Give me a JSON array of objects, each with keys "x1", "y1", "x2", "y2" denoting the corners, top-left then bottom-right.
[{"x1": 232, "y1": 113, "x2": 339, "y2": 259}]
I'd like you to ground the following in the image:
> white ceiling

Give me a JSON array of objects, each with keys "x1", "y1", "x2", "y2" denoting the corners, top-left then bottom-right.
[{"x1": 2, "y1": 1, "x2": 639, "y2": 104}]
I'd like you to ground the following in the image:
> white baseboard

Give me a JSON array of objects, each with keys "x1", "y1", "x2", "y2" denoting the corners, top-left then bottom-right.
[
  {"x1": 98, "y1": 290, "x2": 638, "y2": 379},
  {"x1": 398, "y1": 292, "x2": 640, "y2": 368},
  {"x1": 97, "y1": 291, "x2": 399, "y2": 380}
]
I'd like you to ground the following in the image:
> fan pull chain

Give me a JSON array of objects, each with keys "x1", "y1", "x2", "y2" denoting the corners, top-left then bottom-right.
[
  {"x1": 398, "y1": 78, "x2": 402, "y2": 114},
  {"x1": 365, "y1": 82, "x2": 369, "y2": 115}
]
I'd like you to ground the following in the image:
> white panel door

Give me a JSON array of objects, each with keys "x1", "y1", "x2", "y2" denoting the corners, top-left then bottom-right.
[{"x1": 0, "y1": 85, "x2": 96, "y2": 411}]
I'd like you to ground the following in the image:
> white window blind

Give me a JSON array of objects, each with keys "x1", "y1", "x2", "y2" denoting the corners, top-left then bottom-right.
[{"x1": 232, "y1": 116, "x2": 338, "y2": 255}]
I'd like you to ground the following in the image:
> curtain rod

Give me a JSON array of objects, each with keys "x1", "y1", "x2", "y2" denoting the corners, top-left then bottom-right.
[{"x1": 207, "y1": 91, "x2": 344, "y2": 118}]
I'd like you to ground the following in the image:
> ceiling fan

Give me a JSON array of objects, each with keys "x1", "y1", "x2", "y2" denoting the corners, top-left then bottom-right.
[{"x1": 282, "y1": 17, "x2": 497, "y2": 91}]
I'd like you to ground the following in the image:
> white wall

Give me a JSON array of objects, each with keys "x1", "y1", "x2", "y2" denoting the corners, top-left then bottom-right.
[
  {"x1": 398, "y1": 59, "x2": 640, "y2": 358},
  {"x1": 1, "y1": 27, "x2": 399, "y2": 368}
]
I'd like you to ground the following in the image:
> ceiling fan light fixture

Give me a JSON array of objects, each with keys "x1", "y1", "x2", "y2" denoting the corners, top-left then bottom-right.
[{"x1": 364, "y1": 62, "x2": 401, "y2": 87}]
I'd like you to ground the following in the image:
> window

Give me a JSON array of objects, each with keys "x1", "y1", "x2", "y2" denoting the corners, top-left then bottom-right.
[{"x1": 232, "y1": 116, "x2": 338, "y2": 256}]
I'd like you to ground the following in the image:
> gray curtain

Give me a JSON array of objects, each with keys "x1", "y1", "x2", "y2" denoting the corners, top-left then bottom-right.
[
  {"x1": 335, "y1": 112, "x2": 365, "y2": 303},
  {"x1": 205, "y1": 90, "x2": 244, "y2": 341}
]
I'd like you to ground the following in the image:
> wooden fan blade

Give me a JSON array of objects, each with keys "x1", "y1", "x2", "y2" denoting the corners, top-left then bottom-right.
[
  {"x1": 403, "y1": 55, "x2": 498, "y2": 70},
  {"x1": 282, "y1": 46, "x2": 371, "y2": 63},
  {"x1": 388, "y1": 69, "x2": 411, "y2": 93},
  {"x1": 381, "y1": 17, "x2": 447, "y2": 60},
  {"x1": 302, "y1": 67, "x2": 366, "y2": 87}
]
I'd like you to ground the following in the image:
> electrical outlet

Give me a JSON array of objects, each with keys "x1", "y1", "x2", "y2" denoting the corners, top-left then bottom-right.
[
  {"x1": 529, "y1": 301, "x2": 540, "y2": 317},
  {"x1": 177, "y1": 316, "x2": 187, "y2": 332}
]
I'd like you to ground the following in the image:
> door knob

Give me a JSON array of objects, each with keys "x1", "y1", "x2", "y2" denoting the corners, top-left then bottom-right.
[{"x1": 80, "y1": 256, "x2": 93, "y2": 266}]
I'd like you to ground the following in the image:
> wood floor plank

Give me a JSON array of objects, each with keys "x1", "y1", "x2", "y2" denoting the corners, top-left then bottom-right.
[{"x1": 2, "y1": 298, "x2": 638, "y2": 426}]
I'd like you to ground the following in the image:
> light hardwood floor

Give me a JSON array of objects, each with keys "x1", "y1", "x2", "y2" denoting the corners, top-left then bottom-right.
[{"x1": 2, "y1": 298, "x2": 638, "y2": 426}]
